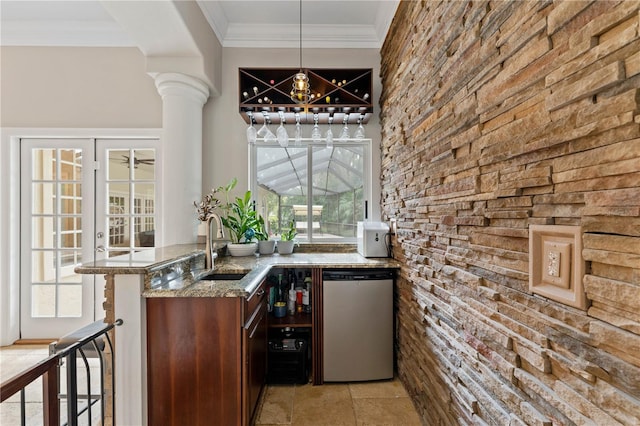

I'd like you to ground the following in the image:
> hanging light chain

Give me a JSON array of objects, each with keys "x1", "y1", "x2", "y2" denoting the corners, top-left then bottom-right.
[
  {"x1": 299, "y1": 0, "x2": 303, "y2": 70},
  {"x1": 290, "y1": 0, "x2": 310, "y2": 104}
]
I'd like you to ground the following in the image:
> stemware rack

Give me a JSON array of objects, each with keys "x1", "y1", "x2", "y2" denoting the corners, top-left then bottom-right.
[{"x1": 239, "y1": 68, "x2": 373, "y2": 124}]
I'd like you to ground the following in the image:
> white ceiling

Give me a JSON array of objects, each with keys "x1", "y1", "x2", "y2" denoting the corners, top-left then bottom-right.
[{"x1": 0, "y1": 0, "x2": 399, "y2": 48}]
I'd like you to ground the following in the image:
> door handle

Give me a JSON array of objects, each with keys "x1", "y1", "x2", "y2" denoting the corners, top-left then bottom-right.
[{"x1": 95, "y1": 245, "x2": 106, "y2": 252}]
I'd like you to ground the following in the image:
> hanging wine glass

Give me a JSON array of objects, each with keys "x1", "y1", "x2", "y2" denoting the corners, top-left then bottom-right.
[
  {"x1": 294, "y1": 112, "x2": 303, "y2": 146},
  {"x1": 311, "y1": 113, "x2": 322, "y2": 143},
  {"x1": 246, "y1": 111, "x2": 257, "y2": 144},
  {"x1": 257, "y1": 111, "x2": 269, "y2": 136},
  {"x1": 257, "y1": 111, "x2": 276, "y2": 143},
  {"x1": 276, "y1": 111, "x2": 289, "y2": 147},
  {"x1": 338, "y1": 114, "x2": 350, "y2": 141},
  {"x1": 264, "y1": 119, "x2": 277, "y2": 143},
  {"x1": 257, "y1": 120, "x2": 268, "y2": 137},
  {"x1": 326, "y1": 116, "x2": 334, "y2": 149},
  {"x1": 258, "y1": 112, "x2": 277, "y2": 143},
  {"x1": 354, "y1": 114, "x2": 365, "y2": 139}
]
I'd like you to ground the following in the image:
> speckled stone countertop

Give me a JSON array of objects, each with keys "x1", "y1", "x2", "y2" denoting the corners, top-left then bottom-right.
[
  {"x1": 74, "y1": 244, "x2": 204, "y2": 275},
  {"x1": 75, "y1": 244, "x2": 400, "y2": 299}
]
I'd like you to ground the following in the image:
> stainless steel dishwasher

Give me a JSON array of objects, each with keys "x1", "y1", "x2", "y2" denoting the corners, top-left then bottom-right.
[{"x1": 322, "y1": 269, "x2": 394, "y2": 382}]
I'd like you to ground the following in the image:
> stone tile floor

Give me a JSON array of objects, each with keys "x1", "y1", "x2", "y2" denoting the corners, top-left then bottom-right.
[
  {"x1": 2, "y1": 345, "x2": 423, "y2": 425},
  {"x1": 255, "y1": 378, "x2": 422, "y2": 426}
]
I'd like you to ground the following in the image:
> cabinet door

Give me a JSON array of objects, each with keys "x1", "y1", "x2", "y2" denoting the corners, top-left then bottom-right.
[
  {"x1": 147, "y1": 297, "x2": 243, "y2": 426},
  {"x1": 244, "y1": 300, "x2": 267, "y2": 424}
]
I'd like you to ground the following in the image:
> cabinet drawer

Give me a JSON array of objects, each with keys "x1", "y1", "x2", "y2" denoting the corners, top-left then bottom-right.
[
  {"x1": 245, "y1": 299, "x2": 267, "y2": 335},
  {"x1": 245, "y1": 279, "x2": 267, "y2": 324}
]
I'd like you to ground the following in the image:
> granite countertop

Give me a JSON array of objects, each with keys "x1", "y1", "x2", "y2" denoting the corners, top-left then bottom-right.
[
  {"x1": 74, "y1": 244, "x2": 204, "y2": 275},
  {"x1": 75, "y1": 244, "x2": 400, "y2": 299}
]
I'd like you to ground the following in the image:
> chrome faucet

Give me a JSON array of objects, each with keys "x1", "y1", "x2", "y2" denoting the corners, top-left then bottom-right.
[
  {"x1": 209, "y1": 213, "x2": 225, "y2": 240},
  {"x1": 205, "y1": 213, "x2": 226, "y2": 270}
]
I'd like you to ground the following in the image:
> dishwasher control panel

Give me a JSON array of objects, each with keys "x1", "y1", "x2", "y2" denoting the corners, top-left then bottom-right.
[{"x1": 322, "y1": 269, "x2": 395, "y2": 281}]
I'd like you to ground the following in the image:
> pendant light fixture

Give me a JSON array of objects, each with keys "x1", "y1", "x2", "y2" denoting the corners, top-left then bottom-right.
[{"x1": 290, "y1": 0, "x2": 310, "y2": 103}]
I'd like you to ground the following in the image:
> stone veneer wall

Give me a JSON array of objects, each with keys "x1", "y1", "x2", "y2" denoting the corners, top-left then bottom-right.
[{"x1": 380, "y1": 1, "x2": 640, "y2": 425}]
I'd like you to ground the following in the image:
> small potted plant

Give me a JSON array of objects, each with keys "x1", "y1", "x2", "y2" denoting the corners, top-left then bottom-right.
[
  {"x1": 221, "y1": 189, "x2": 260, "y2": 256},
  {"x1": 277, "y1": 221, "x2": 298, "y2": 255},
  {"x1": 256, "y1": 215, "x2": 276, "y2": 255}
]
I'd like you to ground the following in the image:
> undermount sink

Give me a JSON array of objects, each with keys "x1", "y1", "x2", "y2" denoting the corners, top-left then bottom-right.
[{"x1": 200, "y1": 272, "x2": 247, "y2": 281}]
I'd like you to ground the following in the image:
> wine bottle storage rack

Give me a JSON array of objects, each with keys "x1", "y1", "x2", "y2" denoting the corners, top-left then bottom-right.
[{"x1": 239, "y1": 68, "x2": 373, "y2": 124}]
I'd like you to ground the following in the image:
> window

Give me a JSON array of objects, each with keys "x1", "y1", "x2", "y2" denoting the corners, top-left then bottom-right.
[
  {"x1": 251, "y1": 140, "x2": 371, "y2": 243},
  {"x1": 106, "y1": 148, "x2": 157, "y2": 253},
  {"x1": 109, "y1": 195, "x2": 126, "y2": 246},
  {"x1": 27, "y1": 147, "x2": 85, "y2": 317}
]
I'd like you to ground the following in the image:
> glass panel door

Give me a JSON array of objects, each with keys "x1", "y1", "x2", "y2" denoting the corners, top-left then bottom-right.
[
  {"x1": 20, "y1": 139, "x2": 95, "y2": 338},
  {"x1": 20, "y1": 137, "x2": 160, "y2": 339},
  {"x1": 96, "y1": 140, "x2": 159, "y2": 259}
]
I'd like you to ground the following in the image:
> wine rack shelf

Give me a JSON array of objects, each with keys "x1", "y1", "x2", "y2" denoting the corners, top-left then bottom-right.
[{"x1": 239, "y1": 68, "x2": 373, "y2": 124}]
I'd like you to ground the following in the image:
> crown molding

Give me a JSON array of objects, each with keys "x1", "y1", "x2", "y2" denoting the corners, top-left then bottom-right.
[
  {"x1": 198, "y1": 0, "x2": 395, "y2": 49},
  {"x1": 1, "y1": 1, "x2": 399, "y2": 49},
  {"x1": 222, "y1": 23, "x2": 380, "y2": 48},
  {"x1": 374, "y1": 1, "x2": 400, "y2": 43},
  {"x1": 0, "y1": 20, "x2": 134, "y2": 47},
  {"x1": 196, "y1": 0, "x2": 227, "y2": 46}
]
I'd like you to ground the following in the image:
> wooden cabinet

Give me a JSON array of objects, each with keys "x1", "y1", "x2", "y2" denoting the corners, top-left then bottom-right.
[
  {"x1": 146, "y1": 280, "x2": 267, "y2": 426},
  {"x1": 243, "y1": 290, "x2": 267, "y2": 424},
  {"x1": 239, "y1": 68, "x2": 373, "y2": 125}
]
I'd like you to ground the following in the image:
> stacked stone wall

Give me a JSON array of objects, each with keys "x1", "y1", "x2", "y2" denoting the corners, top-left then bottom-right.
[{"x1": 380, "y1": 1, "x2": 640, "y2": 424}]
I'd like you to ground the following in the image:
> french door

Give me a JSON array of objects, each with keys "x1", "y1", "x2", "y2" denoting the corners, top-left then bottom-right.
[{"x1": 20, "y1": 138, "x2": 159, "y2": 339}]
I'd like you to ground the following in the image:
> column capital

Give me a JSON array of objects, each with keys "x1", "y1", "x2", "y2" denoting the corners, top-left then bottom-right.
[{"x1": 153, "y1": 72, "x2": 209, "y2": 106}]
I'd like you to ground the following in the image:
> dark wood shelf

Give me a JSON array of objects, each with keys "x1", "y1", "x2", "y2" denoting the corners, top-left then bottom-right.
[
  {"x1": 239, "y1": 68, "x2": 373, "y2": 124},
  {"x1": 268, "y1": 312, "x2": 312, "y2": 328}
]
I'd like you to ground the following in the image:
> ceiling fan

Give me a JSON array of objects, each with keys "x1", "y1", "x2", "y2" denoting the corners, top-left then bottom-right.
[{"x1": 121, "y1": 155, "x2": 155, "y2": 168}]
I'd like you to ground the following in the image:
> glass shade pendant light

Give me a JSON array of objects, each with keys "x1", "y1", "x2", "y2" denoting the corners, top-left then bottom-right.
[{"x1": 290, "y1": 0, "x2": 310, "y2": 104}]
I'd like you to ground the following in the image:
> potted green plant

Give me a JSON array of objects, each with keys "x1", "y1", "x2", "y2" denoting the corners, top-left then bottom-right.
[
  {"x1": 256, "y1": 215, "x2": 276, "y2": 255},
  {"x1": 277, "y1": 221, "x2": 298, "y2": 255},
  {"x1": 221, "y1": 189, "x2": 260, "y2": 256}
]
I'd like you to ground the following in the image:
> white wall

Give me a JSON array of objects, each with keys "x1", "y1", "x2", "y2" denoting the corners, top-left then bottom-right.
[
  {"x1": 0, "y1": 46, "x2": 163, "y2": 345},
  {"x1": 0, "y1": 47, "x2": 162, "y2": 128},
  {"x1": 0, "y1": 44, "x2": 383, "y2": 344},
  {"x1": 203, "y1": 47, "x2": 382, "y2": 221}
]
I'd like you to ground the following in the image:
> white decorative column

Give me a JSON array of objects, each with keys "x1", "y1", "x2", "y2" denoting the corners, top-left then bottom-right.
[{"x1": 154, "y1": 73, "x2": 209, "y2": 245}]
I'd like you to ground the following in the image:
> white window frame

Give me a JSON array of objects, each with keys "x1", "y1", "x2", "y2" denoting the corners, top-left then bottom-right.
[
  {"x1": 0, "y1": 128, "x2": 161, "y2": 345},
  {"x1": 250, "y1": 139, "x2": 372, "y2": 243}
]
